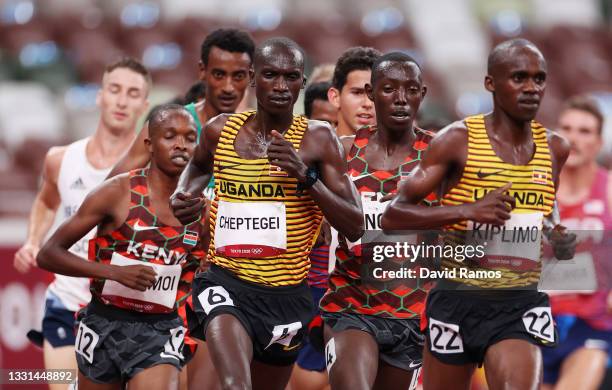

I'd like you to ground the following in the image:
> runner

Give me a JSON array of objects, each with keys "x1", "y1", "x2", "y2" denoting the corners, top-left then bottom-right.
[
  {"x1": 320, "y1": 52, "x2": 436, "y2": 390},
  {"x1": 304, "y1": 80, "x2": 338, "y2": 128},
  {"x1": 109, "y1": 28, "x2": 255, "y2": 178},
  {"x1": 12, "y1": 58, "x2": 150, "y2": 389},
  {"x1": 107, "y1": 29, "x2": 255, "y2": 389},
  {"x1": 541, "y1": 95, "x2": 612, "y2": 390},
  {"x1": 37, "y1": 104, "x2": 204, "y2": 389},
  {"x1": 381, "y1": 38, "x2": 575, "y2": 390},
  {"x1": 328, "y1": 47, "x2": 380, "y2": 137},
  {"x1": 170, "y1": 37, "x2": 364, "y2": 390}
]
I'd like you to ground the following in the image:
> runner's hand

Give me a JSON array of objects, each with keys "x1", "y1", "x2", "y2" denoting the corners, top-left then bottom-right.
[
  {"x1": 170, "y1": 191, "x2": 204, "y2": 225},
  {"x1": 465, "y1": 182, "x2": 515, "y2": 226},
  {"x1": 547, "y1": 224, "x2": 576, "y2": 261},
  {"x1": 267, "y1": 130, "x2": 309, "y2": 182},
  {"x1": 14, "y1": 243, "x2": 39, "y2": 273},
  {"x1": 111, "y1": 264, "x2": 157, "y2": 291}
]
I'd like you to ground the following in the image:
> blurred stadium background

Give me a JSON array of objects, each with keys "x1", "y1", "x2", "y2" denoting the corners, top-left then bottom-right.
[{"x1": 0, "y1": 0, "x2": 611, "y2": 388}]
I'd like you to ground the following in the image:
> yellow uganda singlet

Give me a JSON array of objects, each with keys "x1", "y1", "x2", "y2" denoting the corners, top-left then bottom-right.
[
  {"x1": 208, "y1": 111, "x2": 323, "y2": 286},
  {"x1": 441, "y1": 114, "x2": 555, "y2": 289}
]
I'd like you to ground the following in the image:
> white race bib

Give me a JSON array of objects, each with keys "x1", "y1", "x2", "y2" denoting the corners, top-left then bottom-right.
[
  {"x1": 466, "y1": 212, "x2": 543, "y2": 269},
  {"x1": 522, "y1": 306, "x2": 555, "y2": 343},
  {"x1": 347, "y1": 192, "x2": 390, "y2": 250},
  {"x1": 214, "y1": 200, "x2": 287, "y2": 258},
  {"x1": 75, "y1": 321, "x2": 99, "y2": 364},
  {"x1": 101, "y1": 253, "x2": 181, "y2": 311},
  {"x1": 428, "y1": 317, "x2": 464, "y2": 354}
]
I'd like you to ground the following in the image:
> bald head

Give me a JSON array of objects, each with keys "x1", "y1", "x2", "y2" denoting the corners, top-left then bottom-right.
[
  {"x1": 487, "y1": 38, "x2": 545, "y2": 75},
  {"x1": 254, "y1": 37, "x2": 305, "y2": 69},
  {"x1": 147, "y1": 103, "x2": 194, "y2": 138}
]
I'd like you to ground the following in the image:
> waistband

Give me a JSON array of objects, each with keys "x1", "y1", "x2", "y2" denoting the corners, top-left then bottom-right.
[
  {"x1": 433, "y1": 280, "x2": 541, "y2": 300},
  {"x1": 206, "y1": 264, "x2": 309, "y2": 295},
  {"x1": 87, "y1": 297, "x2": 179, "y2": 323}
]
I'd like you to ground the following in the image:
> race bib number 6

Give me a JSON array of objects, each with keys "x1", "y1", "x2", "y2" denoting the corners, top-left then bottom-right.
[{"x1": 198, "y1": 286, "x2": 235, "y2": 315}]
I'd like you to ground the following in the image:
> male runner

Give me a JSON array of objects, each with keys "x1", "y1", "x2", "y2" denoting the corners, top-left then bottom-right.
[
  {"x1": 320, "y1": 52, "x2": 436, "y2": 390},
  {"x1": 13, "y1": 58, "x2": 150, "y2": 388},
  {"x1": 304, "y1": 80, "x2": 338, "y2": 128},
  {"x1": 328, "y1": 47, "x2": 380, "y2": 137},
  {"x1": 541, "y1": 96, "x2": 612, "y2": 390},
  {"x1": 288, "y1": 79, "x2": 338, "y2": 390},
  {"x1": 170, "y1": 37, "x2": 364, "y2": 390},
  {"x1": 109, "y1": 28, "x2": 255, "y2": 178},
  {"x1": 107, "y1": 30, "x2": 254, "y2": 389},
  {"x1": 37, "y1": 104, "x2": 204, "y2": 389},
  {"x1": 381, "y1": 39, "x2": 574, "y2": 390}
]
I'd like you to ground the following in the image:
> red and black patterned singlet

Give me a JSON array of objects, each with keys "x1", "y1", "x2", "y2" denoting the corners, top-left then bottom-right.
[
  {"x1": 320, "y1": 126, "x2": 437, "y2": 319},
  {"x1": 89, "y1": 169, "x2": 205, "y2": 314}
]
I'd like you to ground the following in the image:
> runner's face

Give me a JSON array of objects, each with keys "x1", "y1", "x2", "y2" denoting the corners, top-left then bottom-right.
[
  {"x1": 370, "y1": 61, "x2": 425, "y2": 133},
  {"x1": 201, "y1": 47, "x2": 252, "y2": 114},
  {"x1": 558, "y1": 108, "x2": 602, "y2": 168},
  {"x1": 310, "y1": 99, "x2": 338, "y2": 128},
  {"x1": 487, "y1": 47, "x2": 547, "y2": 122},
  {"x1": 338, "y1": 70, "x2": 375, "y2": 131},
  {"x1": 149, "y1": 111, "x2": 197, "y2": 176},
  {"x1": 255, "y1": 47, "x2": 304, "y2": 115},
  {"x1": 97, "y1": 68, "x2": 149, "y2": 133}
]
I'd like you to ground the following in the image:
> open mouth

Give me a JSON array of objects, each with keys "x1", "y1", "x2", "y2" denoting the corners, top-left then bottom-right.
[
  {"x1": 219, "y1": 95, "x2": 237, "y2": 105},
  {"x1": 270, "y1": 95, "x2": 291, "y2": 104},
  {"x1": 390, "y1": 111, "x2": 410, "y2": 120},
  {"x1": 171, "y1": 154, "x2": 189, "y2": 166},
  {"x1": 356, "y1": 113, "x2": 373, "y2": 124}
]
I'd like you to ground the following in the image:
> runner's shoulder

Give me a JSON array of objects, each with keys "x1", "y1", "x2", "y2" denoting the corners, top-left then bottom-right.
[
  {"x1": 546, "y1": 128, "x2": 571, "y2": 162},
  {"x1": 426, "y1": 121, "x2": 469, "y2": 155}
]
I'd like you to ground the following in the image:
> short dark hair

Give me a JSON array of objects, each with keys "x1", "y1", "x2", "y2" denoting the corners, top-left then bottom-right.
[
  {"x1": 147, "y1": 103, "x2": 192, "y2": 137},
  {"x1": 304, "y1": 81, "x2": 331, "y2": 118},
  {"x1": 563, "y1": 95, "x2": 604, "y2": 135},
  {"x1": 371, "y1": 51, "x2": 421, "y2": 86},
  {"x1": 332, "y1": 47, "x2": 381, "y2": 91},
  {"x1": 184, "y1": 81, "x2": 206, "y2": 104},
  {"x1": 104, "y1": 57, "x2": 152, "y2": 87},
  {"x1": 200, "y1": 28, "x2": 255, "y2": 66}
]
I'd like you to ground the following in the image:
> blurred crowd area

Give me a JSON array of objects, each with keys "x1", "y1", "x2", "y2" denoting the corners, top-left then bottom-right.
[{"x1": 1, "y1": 0, "x2": 612, "y2": 226}]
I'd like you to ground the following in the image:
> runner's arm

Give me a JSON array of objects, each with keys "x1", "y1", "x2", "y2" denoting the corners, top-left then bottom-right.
[
  {"x1": 381, "y1": 125, "x2": 514, "y2": 230},
  {"x1": 171, "y1": 115, "x2": 227, "y2": 226},
  {"x1": 13, "y1": 146, "x2": 64, "y2": 273},
  {"x1": 37, "y1": 177, "x2": 128, "y2": 279},
  {"x1": 300, "y1": 123, "x2": 363, "y2": 242}
]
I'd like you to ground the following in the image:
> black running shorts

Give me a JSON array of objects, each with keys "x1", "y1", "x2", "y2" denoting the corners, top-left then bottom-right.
[
  {"x1": 423, "y1": 288, "x2": 557, "y2": 365},
  {"x1": 322, "y1": 312, "x2": 424, "y2": 372},
  {"x1": 188, "y1": 264, "x2": 315, "y2": 366},
  {"x1": 75, "y1": 299, "x2": 187, "y2": 384}
]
